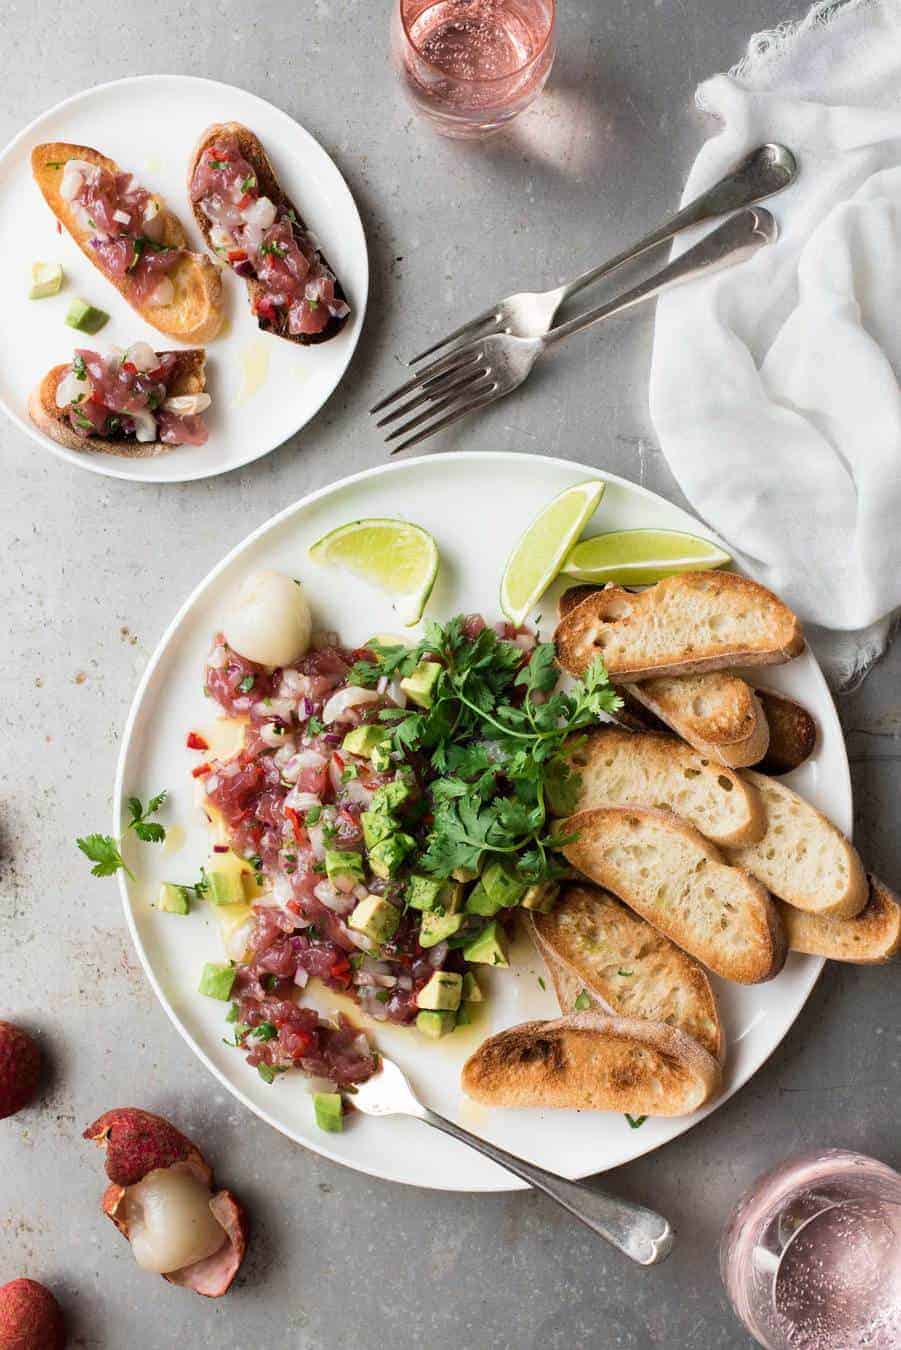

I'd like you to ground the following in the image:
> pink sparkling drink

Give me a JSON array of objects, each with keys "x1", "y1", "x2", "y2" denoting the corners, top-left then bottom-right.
[
  {"x1": 720, "y1": 1149, "x2": 901, "y2": 1349},
  {"x1": 392, "y1": 0, "x2": 556, "y2": 138}
]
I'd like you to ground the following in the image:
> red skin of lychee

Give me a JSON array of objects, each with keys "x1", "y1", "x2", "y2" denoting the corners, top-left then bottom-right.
[
  {"x1": 0, "y1": 1024, "x2": 41, "y2": 1120},
  {"x1": 0, "y1": 1278, "x2": 65, "y2": 1350},
  {"x1": 82, "y1": 1108, "x2": 210, "y2": 1187}
]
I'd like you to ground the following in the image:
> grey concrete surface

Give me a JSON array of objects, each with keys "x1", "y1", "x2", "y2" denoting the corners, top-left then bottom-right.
[{"x1": 1, "y1": 2, "x2": 899, "y2": 1347}]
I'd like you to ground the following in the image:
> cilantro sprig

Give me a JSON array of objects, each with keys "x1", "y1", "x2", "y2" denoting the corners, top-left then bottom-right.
[
  {"x1": 76, "y1": 790, "x2": 168, "y2": 880},
  {"x1": 353, "y1": 618, "x2": 621, "y2": 884}
]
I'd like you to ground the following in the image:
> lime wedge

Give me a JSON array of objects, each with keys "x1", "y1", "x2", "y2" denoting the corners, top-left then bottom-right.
[
  {"x1": 500, "y1": 480, "x2": 606, "y2": 625},
  {"x1": 562, "y1": 528, "x2": 731, "y2": 585},
  {"x1": 308, "y1": 518, "x2": 439, "y2": 626}
]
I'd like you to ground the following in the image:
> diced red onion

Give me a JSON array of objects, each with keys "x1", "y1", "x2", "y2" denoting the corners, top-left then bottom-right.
[
  {"x1": 352, "y1": 883, "x2": 369, "y2": 901},
  {"x1": 396, "y1": 974, "x2": 413, "y2": 991},
  {"x1": 260, "y1": 721, "x2": 287, "y2": 747},
  {"x1": 385, "y1": 679, "x2": 408, "y2": 708},
  {"x1": 293, "y1": 749, "x2": 327, "y2": 769},
  {"x1": 284, "y1": 787, "x2": 321, "y2": 812},
  {"x1": 342, "y1": 777, "x2": 375, "y2": 807},
  {"x1": 307, "y1": 824, "x2": 326, "y2": 861},
  {"x1": 315, "y1": 880, "x2": 354, "y2": 913},
  {"x1": 293, "y1": 968, "x2": 309, "y2": 988},
  {"x1": 280, "y1": 669, "x2": 309, "y2": 695},
  {"x1": 149, "y1": 277, "x2": 175, "y2": 306},
  {"x1": 322, "y1": 686, "x2": 380, "y2": 725},
  {"x1": 207, "y1": 645, "x2": 228, "y2": 669},
  {"x1": 205, "y1": 776, "x2": 220, "y2": 794},
  {"x1": 428, "y1": 941, "x2": 449, "y2": 967},
  {"x1": 515, "y1": 632, "x2": 536, "y2": 651},
  {"x1": 273, "y1": 741, "x2": 298, "y2": 768}
]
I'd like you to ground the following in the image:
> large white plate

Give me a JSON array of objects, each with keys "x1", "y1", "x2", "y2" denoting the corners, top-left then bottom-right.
[
  {"x1": 115, "y1": 452, "x2": 848, "y2": 1191},
  {"x1": 0, "y1": 75, "x2": 367, "y2": 482}
]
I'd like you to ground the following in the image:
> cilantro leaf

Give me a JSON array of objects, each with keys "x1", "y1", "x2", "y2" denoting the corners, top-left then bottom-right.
[{"x1": 77, "y1": 834, "x2": 135, "y2": 881}]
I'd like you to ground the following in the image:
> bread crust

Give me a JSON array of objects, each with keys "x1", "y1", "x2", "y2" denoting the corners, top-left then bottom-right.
[
  {"x1": 530, "y1": 884, "x2": 724, "y2": 1061},
  {"x1": 779, "y1": 875, "x2": 901, "y2": 964},
  {"x1": 623, "y1": 674, "x2": 770, "y2": 768},
  {"x1": 753, "y1": 688, "x2": 817, "y2": 775},
  {"x1": 461, "y1": 1011, "x2": 722, "y2": 1115},
  {"x1": 187, "y1": 122, "x2": 349, "y2": 347},
  {"x1": 31, "y1": 143, "x2": 223, "y2": 344},
  {"x1": 28, "y1": 350, "x2": 206, "y2": 458},
  {"x1": 554, "y1": 572, "x2": 804, "y2": 681},
  {"x1": 563, "y1": 806, "x2": 787, "y2": 984}
]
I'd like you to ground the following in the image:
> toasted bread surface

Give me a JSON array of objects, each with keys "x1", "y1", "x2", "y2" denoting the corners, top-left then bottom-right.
[
  {"x1": 563, "y1": 807, "x2": 786, "y2": 983},
  {"x1": 554, "y1": 572, "x2": 804, "y2": 682},
  {"x1": 558, "y1": 726, "x2": 765, "y2": 847},
  {"x1": 558, "y1": 585, "x2": 600, "y2": 620},
  {"x1": 779, "y1": 875, "x2": 901, "y2": 964},
  {"x1": 753, "y1": 689, "x2": 817, "y2": 775},
  {"x1": 530, "y1": 884, "x2": 723, "y2": 1060},
  {"x1": 32, "y1": 143, "x2": 223, "y2": 343},
  {"x1": 28, "y1": 350, "x2": 206, "y2": 458},
  {"x1": 624, "y1": 672, "x2": 770, "y2": 768},
  {"x1": 188, "y1": 123, "x2": 348, "y2": 347},
  {"x1": 727, "y1": 771, "x2": 868, "y2": 919},
  {"x1": 461, "y1": 1011, "x2": 721, "y2": 1115}
]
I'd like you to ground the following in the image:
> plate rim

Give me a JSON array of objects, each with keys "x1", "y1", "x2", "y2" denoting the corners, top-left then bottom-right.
[
  {"x1": 114, "y1": 450, "x2": 839, "y2": 1191},
  {"x1": 0, "y1": 71, "x2": 368, "y2": 484}
]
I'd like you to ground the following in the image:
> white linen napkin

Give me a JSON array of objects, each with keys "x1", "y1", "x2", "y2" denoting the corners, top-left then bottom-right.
[{"x1": 649, "y1": 0, "x2": 901, "y2": 687}]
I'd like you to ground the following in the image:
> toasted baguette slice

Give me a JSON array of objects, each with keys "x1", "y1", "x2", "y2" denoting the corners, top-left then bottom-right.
[
  {"x1": 554, "y1": 572, "x2": 804, "y2": 682},
  {"x1": 461, "y1": 1012, "x2": 721, "y2": 1115},
  {"x1": 558, "y1": 727, "x2": 765, "y2": 847},
  {"x1": 623, "y1": 673, "x2": 770, "y2": 768},
  {"x1": 188, "y1": 123, "x2": 349, "y2": 347},
  {"x1": 753, "y1": 689, "x2": 817, "y2": 775},
  {"x1": 563, "y1": 807, "x2": 786, "y2": 983},
  {"x1": 28, "y1": 350, "x2": 206, "y2": 458},
  {"x1": 558, "y1": 584, "x2": 599, "y2": 619},
  {"x1": 32, "y1": 144, "x2": 223, "y2": 343},
  {"x1": 779, "y1": 875, "x2": 901, "y2": 964},
  {"x1": 530, "y1": 884, "x2": 724, "y2": 1060},
  {"x1": 726, "y1": 771, "x2": 868, "y2": 919}
]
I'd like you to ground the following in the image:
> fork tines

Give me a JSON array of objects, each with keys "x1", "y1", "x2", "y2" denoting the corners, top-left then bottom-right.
[{"x1": 369, "y1": 343, "x2": 497, "y2": 455}]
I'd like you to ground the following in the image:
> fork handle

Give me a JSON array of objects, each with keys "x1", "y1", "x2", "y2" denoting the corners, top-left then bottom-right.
[
  {"x1": 421, "y1": 1107, "x2": 674, "y2": 1265},
  {"x1": 542, "y1": 207, "x2": 776, "y2": 350}
]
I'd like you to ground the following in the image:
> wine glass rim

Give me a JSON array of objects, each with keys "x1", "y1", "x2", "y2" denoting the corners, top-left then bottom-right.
[{"x1": 399, "y1": 0, "x2": 556, "y2": 86}]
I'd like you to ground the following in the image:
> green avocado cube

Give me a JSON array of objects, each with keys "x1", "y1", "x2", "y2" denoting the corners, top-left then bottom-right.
[
  {"x1": 440, "y1": 881, "x2": 466, "y2": 915},
  {"x1": 416, "y1": 1010, "x2": 456, "y2": 1039},
  {"x1": 370, "y1": 779, "x2": 410, "y2": 814},
  {"x1": 157, "y1": 882, "x2": 190, "y2": 915},
  {"x1": 455, "y1": 1002, "x2": 472, "y2": 1026},
  {"x1": 418, "y1": 910, "x2": 465, "y2": 948},
  {"x1": 462, "y1": 920, "x2": 509, "y2": 968},
  {"x1": 29, "y1": 260, "x2": 63, "y2": 299},
  {"x1": 362, "y1": 809, "x2": 396, "y2": 851},
  {"x1": 481, "y1": 861, "x2": 527, "y2": 909},
  {"x1": 348, "y1": 893, "x2": 400, "y2": 944},
  {"x1": 370, "y1": 740, "x2": 393, "y2": 773},
  {"x1": 198, "y1": 962, "x2": 236, "y2": 1000},
  {"x1": 452, "y1": 864, "x2": 480, "y2": 883},
  {"x1": 325, "y1": 849, "x2": 365, "y2": 885},
  {"x1": 417, "y1": 971, "x2": 463, "y2": 1012},
  {"x1": 205, "y1": 855, "x2": 247, "y2": 906},
  {"x1": 368, "y1": 832, "x2": 415, "y2": 879},
  {"x1": 342, "y1": 725, "x2": 389, "y2": 759},
  {"x1": 405, "y1": 874, "x2": 445, "y2": 912},
  {"x1": 313, "y1": 1092, "x2": 343, "y2": 1133},
  {"x1": 65, "y1": 296, "x2": 109, "y2": 334},
  {"x1": 465, "y1": 881, "x2": 505, "y2": 917},
  {"x1": 400, "y1": 660, "x2": 441, "y2": 709},
  {"x1": 520, "y1": 881, "x2": 560, "y2": 913},
  {"x1": 461, "y1": 971, "x2": 483, "y2": 1003}
]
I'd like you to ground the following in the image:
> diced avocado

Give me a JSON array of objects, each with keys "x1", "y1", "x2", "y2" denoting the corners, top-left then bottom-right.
[
  {"x1": 416, "y1": 1010, "x2": 456, "y2": 1039},
  {"x1": 418, "y1": 910, "x2": 464, "y2": 948},
  {"x1": 405, "y1": 873, "x2": 445, "y2": 912},
  {"x1": 370, "y1": 779, "x2": 410, "y2": 814},
  {"x1": 400, "y1": 660, "x2": 441, "y2": 709},
  {"x1": 417, "y1": 971, "x2": 463, "y2": 1012},
  {"x1": 313, "y1": 1092, "x2": 343, "y2": 1133},
  {"x1": 206, "y1": 851, "x2": 248, "y2": 905},
  {"x1": 325, "y1": 849, "x2": 365, "y2": 885},
  {"x1": 29, "y1": 260, "x2": 63, "y2": 299},
  {"x1": 461, "y1": 971, "x2": 483, "y2": 1003},
  {"x1": 348, "y1": 893, "x2": 400, "y2": 944},
  {"x1": 520, "y1": 881, "x2": 560, "y2": 913},
  {"x1": 65, "y1": 296, "x2": 109, "y2": 334},
  {"x1": 370, "y1": 740, "x2": 393, "y2": 773},
  {"x1": 452, "y1": 864, "x2": 480, "y2": 883},
  {"x1": 198, "y1": 962, "x2": 236, "y2": 1000},
  {"x1": 481, "y1": 861, "x2": 527, "y2": 909},
  {"x1": 465, "y1": 881, "x2": 505, "y2": 917},
  {"x1": 157, "y1": 882, "x2": 189, "y2": 915},
  {"x1": 368, "y1": 832, "x2": 415, "y2": 879},
  {"x1": 342, "y1": 725, "x2": 389, "y2": 759},
  {"x1": 456, "y1": 1002, "x2": 472, "y2": 1026},
  {"x1": 361, "y1": 809, "x2": 395, "y2": 851},
  {"x1": 439, "y1": 881, "x2": 465, "y2": 914},
  {"x1": 462, "y1": 920, "x2": 509, "y2": 968}
]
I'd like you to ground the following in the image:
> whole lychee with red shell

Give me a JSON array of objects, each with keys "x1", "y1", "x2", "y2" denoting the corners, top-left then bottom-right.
[
  {"x1": 0, "y1": 1023, "x2": 41, "y2": 1120},
  {"x1": 0, "y1": 1278, "x2": 65, "y2": 1350}
]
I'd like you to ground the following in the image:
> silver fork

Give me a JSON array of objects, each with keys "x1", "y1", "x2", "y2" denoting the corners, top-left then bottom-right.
[
  {"x1": 408, "y1": 143, "x2": 796, "y2": 364},
  {"x1": 371, "y1": 205, "x2": 778, "y2": 454},
  {"x1": 351, "y1": 1054, "x2": 675, "y2": 1266}
]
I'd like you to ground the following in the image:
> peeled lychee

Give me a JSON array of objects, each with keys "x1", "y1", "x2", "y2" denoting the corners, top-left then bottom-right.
[
  {"x1": 0, "y1": 1023, "x2": 41, "y2": 1120},
  {"x1": 84, "y1": 1108, "x2": 247, "y2": 1297},
  {"x1": 0, "y1": 1278, "x2": 65, "y2": 1350}
]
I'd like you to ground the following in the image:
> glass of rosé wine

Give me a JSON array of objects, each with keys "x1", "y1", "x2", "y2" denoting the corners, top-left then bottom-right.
[
  {"x1": 392, "y1": 0, "x2": 556, "y2": 139},
  {"x1": 720, "y1": 1149, "x2": 901, "y2": 1349}
]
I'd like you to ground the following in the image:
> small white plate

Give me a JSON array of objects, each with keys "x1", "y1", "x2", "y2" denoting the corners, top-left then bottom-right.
[
  {"x1": 0, "y1": 75, "x2": 367, "y2": 482},
  {"x1": 116, "y1": 452, "x2": 848, "y2": 1191}
]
